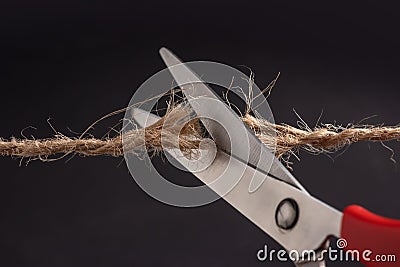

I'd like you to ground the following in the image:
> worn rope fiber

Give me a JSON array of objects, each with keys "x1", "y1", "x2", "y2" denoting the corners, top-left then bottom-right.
[{"x1": 1, "y1": 102, "x2": 400, "y2": 161}]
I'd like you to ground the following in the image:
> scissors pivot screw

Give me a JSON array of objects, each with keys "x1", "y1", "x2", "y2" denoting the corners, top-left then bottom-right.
[{"x1": 275, "y1": 198, "x2": 299, "y2": 230}]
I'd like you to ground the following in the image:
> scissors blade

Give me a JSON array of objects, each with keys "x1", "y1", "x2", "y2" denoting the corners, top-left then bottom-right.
[
  {"x1": 159, "y1": 47, "x2": 307, "y2": 193},
  {"x1": 131, "y1": 108, "x2": 341, "y2": 256}
]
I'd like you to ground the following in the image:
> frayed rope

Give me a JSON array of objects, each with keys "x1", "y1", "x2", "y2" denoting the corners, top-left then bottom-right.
[{"x1": 1, "y1": 102, "x2": 400, "y2": 163}]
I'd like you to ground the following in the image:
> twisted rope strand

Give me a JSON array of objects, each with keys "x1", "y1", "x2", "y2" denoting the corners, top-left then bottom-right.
[{"x1": 1, "y1": 105, "x2": 399, "y2": 161}]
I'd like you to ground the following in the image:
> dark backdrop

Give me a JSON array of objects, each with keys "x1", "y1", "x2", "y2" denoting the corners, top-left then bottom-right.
[{"x1": 0, "y1": 1, "x2": 399, "y2": 266}]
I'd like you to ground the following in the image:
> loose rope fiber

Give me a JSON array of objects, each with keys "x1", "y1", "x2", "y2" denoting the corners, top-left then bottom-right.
[{"x1": 1, "y1": 103, "x2": 399, "y2": 162}]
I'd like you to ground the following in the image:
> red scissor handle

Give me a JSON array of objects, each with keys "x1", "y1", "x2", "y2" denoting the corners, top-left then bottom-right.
[{"x1": 341, "y1": 205, "x2": 400, "y2": 266}]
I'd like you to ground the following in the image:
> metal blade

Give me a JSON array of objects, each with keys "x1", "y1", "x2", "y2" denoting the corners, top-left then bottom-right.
[
  {"x1": 159, "y1": 47, "x2": 307, "y2": 193},
  {"x1": 131, "y1": 108, "x2": 160, "y2": 126},
  {"x1": 131, "y1": 107, "x2": 341, "y2": 256}
]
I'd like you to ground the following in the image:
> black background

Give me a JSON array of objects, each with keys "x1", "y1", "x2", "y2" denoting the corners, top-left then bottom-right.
[{"x1": 0, "y1": 1, "x2": 399, "y2": 266}]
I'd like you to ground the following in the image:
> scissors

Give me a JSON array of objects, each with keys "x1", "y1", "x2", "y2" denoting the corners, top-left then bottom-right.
[{"x1": 131, "y1": 48, "x2": 400, "y2": 266}]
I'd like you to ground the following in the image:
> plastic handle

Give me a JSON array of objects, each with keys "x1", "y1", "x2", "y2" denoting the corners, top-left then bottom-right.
[{"x1": 341, "y1": 205, "x2": 400, "y2": 266}]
